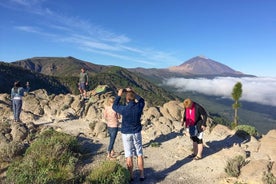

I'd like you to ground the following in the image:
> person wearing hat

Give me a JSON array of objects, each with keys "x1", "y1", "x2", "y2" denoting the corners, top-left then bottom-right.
[{"x1": 181, "y1": 98, "x2": 208, "y2": 160}]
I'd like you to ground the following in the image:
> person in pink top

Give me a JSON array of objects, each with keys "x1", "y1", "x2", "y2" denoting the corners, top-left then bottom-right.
[
  {"x1": 181, "y1": 98, "x2": 208, "y2": 160},
  {"x1": 103, "y1": 97, "x2": 120, "y2": 159}
]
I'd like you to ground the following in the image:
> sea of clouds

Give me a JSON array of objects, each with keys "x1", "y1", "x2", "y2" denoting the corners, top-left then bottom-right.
[{"x1": 163, "y1": 77, "x2": 276, "y2": 107}]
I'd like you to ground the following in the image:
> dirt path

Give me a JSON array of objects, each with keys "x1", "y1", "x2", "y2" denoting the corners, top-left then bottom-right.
[{"x1": 43, "y1": 119, "x2": 234, "y2": 184}]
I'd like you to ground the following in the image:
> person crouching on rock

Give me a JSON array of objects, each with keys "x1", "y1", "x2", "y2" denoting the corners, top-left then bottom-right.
[
  {"x1": 11, "y1": 81, "x2": 30, "y2": 122},
  {"x1": 181, "y1": 98, "x2": 208, "y2": 160},
  {"x1": 103, "y1": 96, "x2": 120, "y2": 159},
  {"x1": 112, "y1": 88, "x2": 145, "y2": 182}
]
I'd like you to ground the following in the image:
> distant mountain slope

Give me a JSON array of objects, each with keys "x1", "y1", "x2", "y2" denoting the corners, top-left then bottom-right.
[
  {"x1": 12, "y1": 56, "x2": 107, "y2": 77},
  {"x1": 9, "y1": 57, "x2": 176, "y2": 105},
  {"x1": 0, "y1": 62, "x2": 69, "y2": 94}
]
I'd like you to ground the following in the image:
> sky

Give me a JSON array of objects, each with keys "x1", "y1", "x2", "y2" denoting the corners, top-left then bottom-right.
[
  {"x1": 1, "y1": 0, "x2": 276, "y2": 106},
  {"x1": 0, "y1": 0, "x2": 276, "y2": 77}
]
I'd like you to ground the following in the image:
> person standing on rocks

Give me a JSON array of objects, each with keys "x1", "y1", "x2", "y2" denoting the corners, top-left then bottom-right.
[
  {"x1": 103, "y1": 97, "x2": 120, "y2": 159},
  {"x1": 78, "y1": 68, "x2": 89, "y2": 100},
  {"x1": 181, "y1": 98, "x2": 208, "y2": 160},
  {"x1": 11, "y1": 81, "x2": 30, "y2": 122},
  {"x1": 112, "y1": 88, "x2": 145, "y2": 182}
]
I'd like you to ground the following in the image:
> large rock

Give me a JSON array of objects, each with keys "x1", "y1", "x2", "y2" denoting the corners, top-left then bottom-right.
[
  {"x1": 239, "y1": 159, "x2": 270, "y2": 184},
  {"x1": 162, "y1": 101, "x2": 183, "y2": 120},
  {"x1": 258, "y1": 130, "x2": 276, "y2": 161}
]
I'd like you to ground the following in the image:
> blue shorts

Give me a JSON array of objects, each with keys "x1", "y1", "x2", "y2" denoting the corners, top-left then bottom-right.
[
  {"x1": 79, "y1": 82, "x2": 86, "y2": 90},
  {"x1": 122, "y1": 132, "x2": 143, "y2": 158}
]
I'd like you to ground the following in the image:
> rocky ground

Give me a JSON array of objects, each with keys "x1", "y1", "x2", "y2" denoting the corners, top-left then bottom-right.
[
  {"x1": 44, "y1": 119, "x2": 276, "y2": 184},
  {"x1": 1, "y1": 87, "x2": 276, "y2": 184}
]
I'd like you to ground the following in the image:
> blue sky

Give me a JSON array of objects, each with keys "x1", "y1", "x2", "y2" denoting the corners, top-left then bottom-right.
[{"x1": 0, "y1": 0, "x2": 276, "y2": 77}]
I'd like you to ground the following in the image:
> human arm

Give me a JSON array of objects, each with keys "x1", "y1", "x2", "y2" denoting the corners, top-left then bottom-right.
[
  {"x1": 112, "y1": 89, "x2": 124, "y2": 114},
  {"x1": 85, "y1": 73, "x2": 88, "y2": 85}
]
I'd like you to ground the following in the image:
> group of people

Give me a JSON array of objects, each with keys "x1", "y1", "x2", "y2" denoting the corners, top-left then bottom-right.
[
  {"x1": 103, "y1": 88, "x2": 208, "y2": 182},
  {"x1": 11, "y1": 67, "x2": 208, "y2": 183}
]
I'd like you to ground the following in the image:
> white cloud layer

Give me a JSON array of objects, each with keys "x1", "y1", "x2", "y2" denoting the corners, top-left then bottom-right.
[{"x1": 163, "y1": 77, "x2": 276, "y2": 106}]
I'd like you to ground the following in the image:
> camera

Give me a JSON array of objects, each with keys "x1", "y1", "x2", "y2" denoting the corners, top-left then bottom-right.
[{"x1": 122, "y1": 89, "x2": 127, "y2": 92}]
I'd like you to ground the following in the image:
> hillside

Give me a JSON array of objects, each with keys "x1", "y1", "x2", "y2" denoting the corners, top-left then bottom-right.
[
  {"x1": 12, "y1": 56, "x2": 106, "y2": 77},
  {"x1": 0, "y1": 62, "x2": 69, "y2": 94},
  {"x1": 8, "y1": 57, "x2": 176, "y2": 105}
]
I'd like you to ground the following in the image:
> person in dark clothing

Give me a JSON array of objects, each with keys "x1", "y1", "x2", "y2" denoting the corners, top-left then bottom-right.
[
  {"x1": 11, "y1": 81, "x2": 30, "y2": 122},
  {"x1": 112, "y1": 88, "x2": 145, "y2": 181},
  {"x1": 181, "y1": 98, "x2": 208, "y2": 160}
]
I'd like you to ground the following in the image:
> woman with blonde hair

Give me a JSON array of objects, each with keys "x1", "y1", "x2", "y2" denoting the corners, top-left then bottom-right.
[
  {"x1": 103, "y1": 96, "x2": 120, "y2": 159},
  {"x1": 181, "y1": 98, "x2": 208, "y2": 160}
]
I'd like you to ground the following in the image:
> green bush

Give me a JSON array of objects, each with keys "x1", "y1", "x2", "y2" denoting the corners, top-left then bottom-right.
[
  {"x1": 86, "y1": 160, "x2": 130, "y2": 184},
  {"x1": 225, "y1": 155, "x2": 246, "y2": 177},
  {"x1": 235, "y1": 125, "x2": 258, "y2": 136},
  {"x1": 150, "y1": 141, "x2": 161, "y2": 147},
  {"x1": 6, "y1": 128, "x2": 80, "y2": 184}
]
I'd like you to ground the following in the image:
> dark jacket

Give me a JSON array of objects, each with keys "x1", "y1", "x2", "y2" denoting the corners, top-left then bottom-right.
[
  {"x1": 112, "y1": 94, "x2": 145, "y2": 134},
  {"x1": 182, "y1": 102, "x2": 208, "y2": 132}
]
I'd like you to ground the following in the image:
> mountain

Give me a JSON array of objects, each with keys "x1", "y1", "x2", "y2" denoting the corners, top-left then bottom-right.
[
  {"x1": 9, "y1": 57, "x2": 176, "y2": 105},
  {"x1": 168, "y1": 56, "x2": 243, "y2": 76},
  {"x1": 12, "y1": 56, "x2": 106, "y2": 77},
  {"x1": 129, "y1": 56, "x2": 254, "y2": 84}
]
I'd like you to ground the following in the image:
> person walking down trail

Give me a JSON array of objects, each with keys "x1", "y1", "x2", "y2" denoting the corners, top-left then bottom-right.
[
  {"x1": 103, "y1": 97, "x2": 121, "y2": 160},
  {"x1": 11, "y1": 81, "x2": 30, "y2": 122},
  {"x1": 181, "y1": 98, "x2": 208, "y2": 160},
  {"x1": 112, "y1": 88, "x2": 145, "y2": 182},
  {"x1": 78, "y1": 68, "x2": 89, "y2": 100}
]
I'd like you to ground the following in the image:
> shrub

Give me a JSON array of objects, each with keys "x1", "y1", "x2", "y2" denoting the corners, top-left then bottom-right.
[
  {"x1": 235, "y1": 125, "x2": 258, "y2": 136},
  {"x1": 224, "y1": 155, "x2": 246, "y2": 177},
  {"x1": 6, "y1": 128, "x2": 80, "y2": 184},
  {"x1": 86, "y1": 160, "x2": 130, "y2": 184},
  {"x1": 0, "y1": 141, "x2": 26, "y2": 162},
  {"x1": 262, "y1": 162, "x2": 276, "y2": 184},
  {"x1": 263, "y1": 172, "x2": 276, "y2": 184},
  {"x1": 150, "y1": 141, "x2": 161, "y2": 147}
]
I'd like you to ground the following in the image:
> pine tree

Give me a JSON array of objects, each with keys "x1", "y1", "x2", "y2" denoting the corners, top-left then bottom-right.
[{"x1": 231, "y1": 82, "x2": 243, "y2": 127}]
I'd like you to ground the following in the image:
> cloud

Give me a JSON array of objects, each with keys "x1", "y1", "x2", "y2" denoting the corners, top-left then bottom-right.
[
  {"x1": 163, "y1": 77, "x2": 276, "y2": 106},
  {"x1": 2, "y1": 0, "x2": 181, "y2": 67}
]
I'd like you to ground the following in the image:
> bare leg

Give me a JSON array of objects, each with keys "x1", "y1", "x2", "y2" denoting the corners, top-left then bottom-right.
[
  {"x1": 197, "y1": 143, "x2": 203, "y2": 158},
  {"x1": 193, "y1": 142, "x2": 198, "y2": 155},
  {"x1": 83, "y1": 90, "x2": 87, "y2": 98},
  {"x1": 137, "y1": 155, "x2": 144, "y2": 178},
  {"x1": 126, "y1": 157, "x2": 134, "y2": 179}
]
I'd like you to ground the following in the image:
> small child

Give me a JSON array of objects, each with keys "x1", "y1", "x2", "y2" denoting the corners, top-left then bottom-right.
[{"x1": 103, "y1": 97, "x2": 120, "y2": 159}]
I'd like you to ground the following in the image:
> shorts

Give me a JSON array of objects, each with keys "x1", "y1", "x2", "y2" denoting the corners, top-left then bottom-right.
[
  {"x1": 79, "y1": 82, "x2": 86, "y2": 90},
  {"x1": 191, "y1": 132, "x2": 203, "y2": 144},
  {"x1": 122, "y1": 132, "x2": 143, "y2": 158}
]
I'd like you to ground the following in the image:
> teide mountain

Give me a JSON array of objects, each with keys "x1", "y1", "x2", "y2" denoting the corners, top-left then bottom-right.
[
  {"x1": 129, "y1": 56, "x2": 254, "y2": 84},
  {"x1": 168, "y1": 56, "x2": 244, "y2": 76}
]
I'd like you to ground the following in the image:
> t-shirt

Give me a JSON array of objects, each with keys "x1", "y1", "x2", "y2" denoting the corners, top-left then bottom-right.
[
  {"x1": 104, "y1": 106, "x2": 119, "y2": 128},
  {"x1": 79, "y1": 72, "x2": 88, "y2": 83}
]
